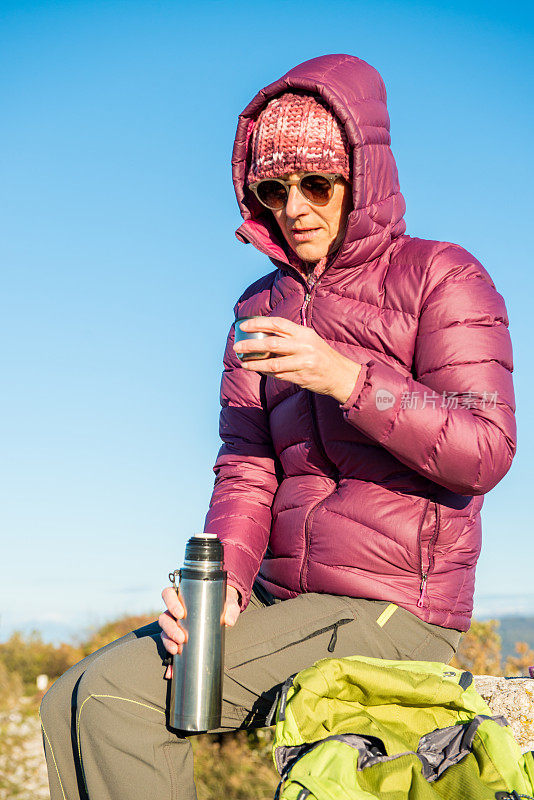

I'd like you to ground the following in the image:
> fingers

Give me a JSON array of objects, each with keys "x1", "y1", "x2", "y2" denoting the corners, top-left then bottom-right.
[
  {"x1": 237, "y1": 316, "x2": 299, "y2": 336},
  {"x1": 234, "y1": 335, "x2": 296, "y2": 358},
  {"x1": 240, "y1": 354, "x2": 305, "y2": 375},
  {"x1": 158, "y1": 609, "x2": 187, "y2": 650},
  {"x1": 160, "y1": 627, "x2": 183, "y2": 660},
  {"x1": 162, "y1": 586, "x2": 185, "y2": 619},
  {"x1": 161, "y1": 585, "x2": 241, "y2": 675}
]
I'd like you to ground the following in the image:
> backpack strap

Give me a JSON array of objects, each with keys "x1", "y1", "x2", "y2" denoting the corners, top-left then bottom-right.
[
  {"x1": 274, "y1": 779, "x2": 310, "y2": 800},
  {"x1": 264, "y1": 672, "x2": 298, "y2": 727}
]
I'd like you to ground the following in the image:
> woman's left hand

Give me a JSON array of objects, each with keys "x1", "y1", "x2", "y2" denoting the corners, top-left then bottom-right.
[{"x1": 233, "y1": 316, "x2": 361, "y2": 404}]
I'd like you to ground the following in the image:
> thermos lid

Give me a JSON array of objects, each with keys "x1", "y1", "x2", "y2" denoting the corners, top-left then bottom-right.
[{"x1": 185, "y1": 533, "x2": 224, "y2": 563}]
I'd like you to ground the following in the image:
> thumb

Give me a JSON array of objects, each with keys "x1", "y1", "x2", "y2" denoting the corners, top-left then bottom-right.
[{"x1": 223, "y1": 598, "x2": 241, "y2": 627}]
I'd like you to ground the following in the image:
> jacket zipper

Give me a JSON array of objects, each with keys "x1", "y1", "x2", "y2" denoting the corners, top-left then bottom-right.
[
  {"x1": 300, "y1": 275, "x2": 315, "y2": 327},
  {"x1": 298, "y1": 273, "x2": 339, "y2": 591},
  {"x1": 301, "y1": 277, "x2": 338, "y2": 473},
  {"x1": 300, "y1": 497, "x2": 326, "y2": 591},
  {"x1": 300, "y1": 390, "x2": 340, "y2": 591},
  {"x1": 417, "y1": 501, "x2": 440, "y2": 608},
  {"x1": 300, "y1": 291, "x2": 311, "y2": 325}
]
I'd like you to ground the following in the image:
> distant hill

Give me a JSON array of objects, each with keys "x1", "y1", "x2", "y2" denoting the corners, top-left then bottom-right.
[
  {"x1": 3, "y1": 614, "x2": 534, "y2": 666},
  {"x1": 494, "y1": 616, "x2": 534, "y2": 660}
]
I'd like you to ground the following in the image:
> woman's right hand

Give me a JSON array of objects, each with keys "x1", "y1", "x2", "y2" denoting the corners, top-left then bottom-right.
[{"x1": 159, "y1": 584, "x2": 241, "y2": 679}]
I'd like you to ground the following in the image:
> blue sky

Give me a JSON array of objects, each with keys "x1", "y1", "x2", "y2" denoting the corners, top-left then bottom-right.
[{"x1": 1, "y1": 0, "x2": 532, "y2": 642}]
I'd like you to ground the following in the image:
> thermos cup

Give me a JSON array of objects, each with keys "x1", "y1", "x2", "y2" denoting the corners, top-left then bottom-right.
[
  {"x1": 234, "y1": 316, "x2": 272, "y2": 361},
  {"x1": 168, "y1": 533, "x2": 227, "y2": 732}
]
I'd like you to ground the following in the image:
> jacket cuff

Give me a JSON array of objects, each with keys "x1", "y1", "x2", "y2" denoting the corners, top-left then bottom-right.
[
  {"x1": 340, "y1": 358, "x2": 411, "y2": 440},
  {"x1": 339, "y1": 361, "x2": 370, "y2": 412},
  {"x1": 220, "y1": 542, "x2": 258, "y2": 612}
]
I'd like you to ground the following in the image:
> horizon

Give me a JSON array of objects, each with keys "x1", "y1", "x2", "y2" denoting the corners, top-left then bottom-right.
[{"x1": 4, "y1": 592, "x2": 534, "y2": 646}]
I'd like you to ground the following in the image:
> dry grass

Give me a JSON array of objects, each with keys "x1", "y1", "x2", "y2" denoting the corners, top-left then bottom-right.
[{"x1": 192, "y1": 729, "x2": 279, "y2": 800}]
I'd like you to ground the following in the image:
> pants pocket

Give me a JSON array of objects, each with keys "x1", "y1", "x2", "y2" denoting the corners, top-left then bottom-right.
[
  {"x1": 221, "y1": 596, "x2": 359, "y2": 728},
  {"x1": 383, "y1": 605, "x2": 461, "y2": 663},
  {"x1": 225, "y1": 601, "x2": 354, "y2": 671}
]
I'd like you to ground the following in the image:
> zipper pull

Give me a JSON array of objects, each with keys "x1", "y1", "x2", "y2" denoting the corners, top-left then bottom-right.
[
  {"x1": 328, "y1": 623, "x2": 339, "y2": 652},
  {"x1": 327, "y1": 619, "x2": 352, "y2": 652},
  {"x1": 417, "y1": 574, "x2": 428, "y2": 608},
  {"x1": 300, "y1": 292, "x2": 311, "y2": 326}
]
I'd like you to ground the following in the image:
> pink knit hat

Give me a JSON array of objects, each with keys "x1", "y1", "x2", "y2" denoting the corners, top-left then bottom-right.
[{"x1": 247, "y1": 92, "x2": 351, "y2": 184}]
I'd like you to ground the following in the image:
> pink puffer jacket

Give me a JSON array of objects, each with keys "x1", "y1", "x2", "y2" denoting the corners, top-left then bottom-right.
[{"x1": 204, "y1": 54, "x2": 516, "y2": 631}]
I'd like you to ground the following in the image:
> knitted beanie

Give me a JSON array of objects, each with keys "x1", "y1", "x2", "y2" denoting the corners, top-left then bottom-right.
[{"x1": 247, "y1": 92, "x2": 351, "y2": 184}]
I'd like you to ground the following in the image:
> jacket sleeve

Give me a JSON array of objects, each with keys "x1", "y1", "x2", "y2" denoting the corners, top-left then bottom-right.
[
  {"x1": 204, "y1": 319, "x2": 279, "y2": 610},
  {"x1": 340, "y1": 245, "x2": 517, "y2": 496}
]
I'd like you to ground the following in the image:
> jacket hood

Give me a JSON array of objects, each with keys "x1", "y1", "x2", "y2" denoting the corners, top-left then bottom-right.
[{"x1": 232, "y1": 54, "x2": 406, "y2": 273}]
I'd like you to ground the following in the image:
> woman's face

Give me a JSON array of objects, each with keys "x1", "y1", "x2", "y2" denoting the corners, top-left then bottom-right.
[{"x1": 271, "y1": 172, "x2": 352, "y2": 262}]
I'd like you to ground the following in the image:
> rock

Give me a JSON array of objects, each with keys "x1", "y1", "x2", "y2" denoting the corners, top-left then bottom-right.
[{"x1": 474, "y1": 675, "x2": 534, "y2": 753}]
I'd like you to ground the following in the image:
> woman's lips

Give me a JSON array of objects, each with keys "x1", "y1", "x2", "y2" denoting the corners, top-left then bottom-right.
[{"x1": 291, "y1": 228, "x2": 320, "y2": 242}]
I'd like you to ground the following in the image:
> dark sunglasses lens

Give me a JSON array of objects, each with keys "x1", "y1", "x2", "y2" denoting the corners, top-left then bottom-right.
[
  {"x1": 301, "y1": 175, "x2": 333, "y2": 205},
  {"x1": 256, "y1": 180, "x2": 287, "y2": 209}
]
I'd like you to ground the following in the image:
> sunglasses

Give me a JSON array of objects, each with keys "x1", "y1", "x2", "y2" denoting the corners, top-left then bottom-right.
[{"x1": 248, "y1": 172, "x2": 344, "y2": 211}]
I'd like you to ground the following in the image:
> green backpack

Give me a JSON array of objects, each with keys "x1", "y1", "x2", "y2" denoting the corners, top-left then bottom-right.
[{"x1": 270, "y1": 655, "x2": 534, "y2": 800}]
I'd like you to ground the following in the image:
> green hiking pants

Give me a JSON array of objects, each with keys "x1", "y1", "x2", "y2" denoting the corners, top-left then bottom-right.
[{"x1": 40, "y1": 585, "x2": 461, "y2": 800}]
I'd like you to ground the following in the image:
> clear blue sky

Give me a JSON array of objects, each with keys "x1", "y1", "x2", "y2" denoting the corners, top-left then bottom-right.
[{"x1": 1, "y1": 0, "x2": 532, "y2": 641}]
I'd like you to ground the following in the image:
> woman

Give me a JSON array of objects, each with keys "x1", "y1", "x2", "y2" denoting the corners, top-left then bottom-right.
[{"x1": 40, "y1": 54, "x2": 516, "y2": 800}]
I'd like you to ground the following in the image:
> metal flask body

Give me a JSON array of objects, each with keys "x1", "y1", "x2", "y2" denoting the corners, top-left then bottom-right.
[{"x1": 169, "y1": 533, "x2": 226, "y2": 733}]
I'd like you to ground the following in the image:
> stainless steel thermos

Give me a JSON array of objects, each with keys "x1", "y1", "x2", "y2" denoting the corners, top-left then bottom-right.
[{"x1": 168, "y1": 533, "x2": 227, "y2": 732}]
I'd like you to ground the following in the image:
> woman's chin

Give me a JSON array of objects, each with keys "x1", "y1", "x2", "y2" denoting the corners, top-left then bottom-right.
[{"x1": 292, "y1": 242, "x2": 328, "y2": 262}]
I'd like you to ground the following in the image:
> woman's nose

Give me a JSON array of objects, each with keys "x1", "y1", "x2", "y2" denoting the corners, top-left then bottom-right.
[{"x1": 285, "y1": 184, "x2": 309, "y2": 217}]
